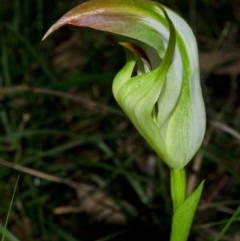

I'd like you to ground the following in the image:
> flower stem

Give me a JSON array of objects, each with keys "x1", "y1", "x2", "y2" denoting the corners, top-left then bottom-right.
[
  {"x1": 170, "y1": 169, "x2": 204, "y2": 241},
  {"x1": 170, "y1": 168, "x2": 186, "y2": 213}
]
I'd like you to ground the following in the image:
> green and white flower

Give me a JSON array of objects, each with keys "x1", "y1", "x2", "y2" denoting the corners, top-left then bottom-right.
[{"x1": 43, "y1": 0, "x2": 206, "y2": 169}]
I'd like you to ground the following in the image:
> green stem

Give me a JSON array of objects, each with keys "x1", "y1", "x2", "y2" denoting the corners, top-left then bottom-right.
[
  {"x1": 169, "y1": 168, "x2": 204, "y2": 241},
  {"x1": 170, "y1": 168, "x2": 186, "y2": 213}
]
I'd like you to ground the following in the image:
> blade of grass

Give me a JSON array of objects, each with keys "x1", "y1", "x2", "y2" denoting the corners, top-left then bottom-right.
[
  {"x1": 95, "y1": 229, "x2": 127, "y2": 241},
  {"x1": 0, "y1": 225, "x2": 20, "y2": 241},
  {"x1": 202, "y1": 148, "x2": 240, "y2": 182},
  {"x1": 213, "y1": 205, "x2": 240, "y2": 241},
  {"x1": 199, "y1": 217, "x2": 240, "y2": 228},
  {"x1": 21, "y1": 133, "x2": 127, "y2": 165},
  {"x1": 1, "y1": 36, "x2": 11, "y2": 86},
  {"x1": 4, "y1": 23, "x2": 56, "y2": 83},
  {"x1": 0, "y1": 129, "x2": 80, "y2": 142},
  {"x1": 46, "y1": 73, "x2": 115, "y2": 89},
  {"x1": 125, "y1": 173, "x2": 149, "y2": 204},
  {"x1": 1, "y1": 176, "x2": 19, "y2": 241},
  {"x1": 0, "y1": 85, "x2": 124, "y2": 117},
  {"x1": 48, "y1": 222, "x2": 82, "y2": 241}
]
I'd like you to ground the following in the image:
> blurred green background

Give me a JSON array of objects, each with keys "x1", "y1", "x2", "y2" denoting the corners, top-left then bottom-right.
[{"x1": 0, "y1": 0, "x2": 240, "y2": 240}]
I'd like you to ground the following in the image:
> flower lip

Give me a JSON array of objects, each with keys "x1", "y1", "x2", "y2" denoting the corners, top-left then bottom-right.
[{"x1": 119, "y1": 42, "x2": 152, "y2": 72}]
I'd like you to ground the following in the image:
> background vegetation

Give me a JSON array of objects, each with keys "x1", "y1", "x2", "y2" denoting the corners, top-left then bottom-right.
[{"x1": 0, "y1": 0, "x2": 240, "y2": 240}]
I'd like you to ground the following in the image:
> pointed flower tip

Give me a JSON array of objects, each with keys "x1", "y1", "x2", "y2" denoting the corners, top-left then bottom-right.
[
  {"x1": 42, "y1": 25, "x2": 56, "y2": 41},
  {"x1": 42, "y1": 32, "x2": 49, "y2": 41},
  {"x1": 42, "y1": 13, "x2": 71, "y2": 40},
  {"x1": 42, "y1": 23, "x2": 61, "y2": 41}
]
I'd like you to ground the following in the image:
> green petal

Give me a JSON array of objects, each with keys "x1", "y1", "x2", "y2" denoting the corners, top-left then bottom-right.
[{"x1": 112, "y1": 8, "x2": 176, "y2": 162}]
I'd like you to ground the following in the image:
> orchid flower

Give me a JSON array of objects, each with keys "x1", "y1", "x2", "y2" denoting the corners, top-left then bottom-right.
[
  {"x1": 43, "y1": 0, "x2": 205, "y2": 170},
  {"x1": 43, "y1": 1, "x2": 206, "y2": 240}
]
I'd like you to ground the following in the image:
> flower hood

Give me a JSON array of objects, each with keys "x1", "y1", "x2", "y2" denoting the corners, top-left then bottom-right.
[{"x1": 43, "y1": 0, "x2": 206, "y2": 169}]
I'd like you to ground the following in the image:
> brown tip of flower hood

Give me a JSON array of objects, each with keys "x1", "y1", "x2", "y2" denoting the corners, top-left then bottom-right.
[
  {"x1": 42, "y1": 0, "x2": 114, "y2": 41},
  {"x1": 42, "y1": 12, "x2": 72, "y2": 40}
]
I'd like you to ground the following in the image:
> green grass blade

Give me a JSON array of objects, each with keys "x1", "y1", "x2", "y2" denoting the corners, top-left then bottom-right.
[
  {"x1": 213, "y1": 205, "x2": 240, "y2": 241},
  {"x1": 1, "y1": 176, "x2": 19, "y2": 241},
  {"x1": 48, "y1": 222, "x2": 81, "y2": 241},
  {"x1": 0, "y1": 225, "x2": 20, "y2": 241},
  {"x1": 95, "y1": 229, "x2": 127, "y2": 241}
]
